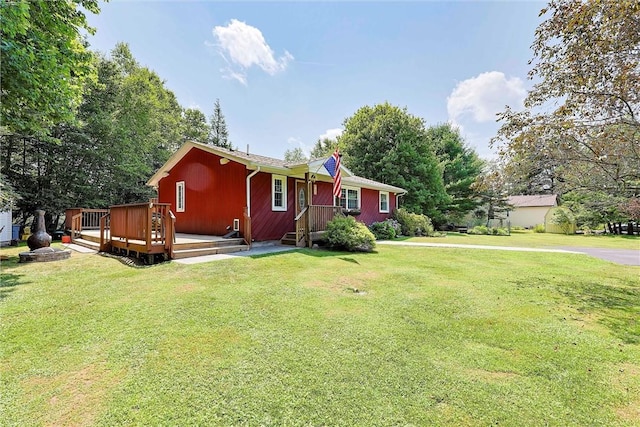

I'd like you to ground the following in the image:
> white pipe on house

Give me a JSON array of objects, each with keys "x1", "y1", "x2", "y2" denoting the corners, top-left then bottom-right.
[
  {"x1": 396, "y1": 191, "x2": 407, "y2": 210},
  {"x1": 246, "y1": 167, "x2": 261, "y2": 217}
]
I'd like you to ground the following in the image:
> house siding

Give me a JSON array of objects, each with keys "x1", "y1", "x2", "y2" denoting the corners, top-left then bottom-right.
[
  {"x1": 313, "y1": 182, "x2": 397, "y2": 225},
  {"x1": 358, "y1": 188, "x2": 396, "y2": 224},
  {"x1": 157, "y1": 148, "x2": 247, "y2": 235},
  {"x1": 250, "y1": 172, "x2": 296, "y2": 241}
]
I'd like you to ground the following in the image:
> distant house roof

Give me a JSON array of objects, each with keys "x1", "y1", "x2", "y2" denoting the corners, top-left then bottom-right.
[
  {"x1": 147, "y1": 141, "x2": 406, "y2": 194},
  {"x1": 507, "y1": 194, "x2": 558, "y2": 208}
]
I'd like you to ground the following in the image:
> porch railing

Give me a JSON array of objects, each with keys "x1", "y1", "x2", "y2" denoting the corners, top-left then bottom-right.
[
  {"x1": 66, "y1": 208, "x2": 109, "y2": 241},
  {"x1": 105, "y1": 202, "x2": 173, "y2": 254},
  {"x1": 295, "y1": 205, "x2": 341, "y2": 247}
]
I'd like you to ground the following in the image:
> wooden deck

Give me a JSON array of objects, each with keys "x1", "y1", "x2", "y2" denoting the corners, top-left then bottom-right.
[
  {"x1": 67, "y1": 203, "x2": 249, "y2": 262},
  {"x1": 77, "y1": 230, "x2": 248, "y2": 260}
]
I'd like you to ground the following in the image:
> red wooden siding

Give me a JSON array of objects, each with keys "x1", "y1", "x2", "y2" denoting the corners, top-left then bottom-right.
[
  {"x1": 313, "y1": 181, "x2": 397, "y2": 225},
  {"x1": 157, "y1": 148, "x2": 247, "y2": 235},
  {"x1": 311, "y1": 181, "x2": 334, "y2": 206},
  {"x1": 250, "y1": 172, "x2": 296, "y2": 240},
  {"x1": 358, "y1": 188, "x2": 396, "y2": 224}
]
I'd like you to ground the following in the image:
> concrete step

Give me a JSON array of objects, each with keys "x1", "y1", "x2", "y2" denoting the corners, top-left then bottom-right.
[
  {"x1": 174, "y1": 238, "x2": 244, "y2": 250},
  {"x1": 172, "y1": 244, "x2": 249, "y2": 259},
  {"x1": 72, "y1": 238, "x2": 100, "y2": 250}
]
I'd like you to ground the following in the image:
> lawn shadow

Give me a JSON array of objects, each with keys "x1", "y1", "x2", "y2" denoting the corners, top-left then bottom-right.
[
  {"x1": 556, "y1": 279, "x2": 640, "y2": 344},
  {"x1": 0, "y1": 272, "x2": 30, "y2": 300}
]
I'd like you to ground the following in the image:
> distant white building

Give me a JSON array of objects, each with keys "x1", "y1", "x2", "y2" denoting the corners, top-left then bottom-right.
[
  {"x1": 0, "y1": 210, "x2": 12, "y2": 245},
  {"x1": 507, "y1": 195, "x2": 558, "y2": 229}
]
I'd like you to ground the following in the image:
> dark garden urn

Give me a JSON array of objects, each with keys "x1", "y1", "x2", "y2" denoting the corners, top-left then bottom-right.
[{"x1": 27, "y1": 210, "x2": 52, "y2": 251}]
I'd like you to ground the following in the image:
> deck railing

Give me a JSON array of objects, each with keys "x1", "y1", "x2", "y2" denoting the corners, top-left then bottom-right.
[
  {"x1": 105, "y1": 201, "x2": 173, "y2": 254},
  {"x1": 66, "y1": 208, "x2": 109, "y2": 241},
  {"x1": 294, "y1": 205, "x2": 341, "y2": 247}
]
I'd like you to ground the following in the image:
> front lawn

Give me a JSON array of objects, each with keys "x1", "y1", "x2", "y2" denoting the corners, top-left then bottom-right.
[
  {"x1": 1, "y1": 244, "x2": 639, "y2": 425},
  {"x1": 405, "y1": 229, "x2": 640, "y2": 250}
]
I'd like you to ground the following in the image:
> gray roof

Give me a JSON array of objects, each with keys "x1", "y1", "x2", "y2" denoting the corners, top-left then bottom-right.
[
  {"x1": 507, "y1": 194, "x2": 558, "y2": 207},
  {"x1": 148, "y1": 141, "x2": 407, "y2": 194}
]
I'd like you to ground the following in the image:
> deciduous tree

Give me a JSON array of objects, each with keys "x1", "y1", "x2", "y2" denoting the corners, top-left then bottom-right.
[
  {"x1": 181, "y1": 108, "x2": 210, "y2": 143},
  {"x1": 0, "y1": 0, "x2": 100, "y2": 136},
  {"x1": 494, "y1": 0, "x2": 640, "y2": 212},
  {"x1": 340, "y1": 103, "x2": 448, "y2": 220}
]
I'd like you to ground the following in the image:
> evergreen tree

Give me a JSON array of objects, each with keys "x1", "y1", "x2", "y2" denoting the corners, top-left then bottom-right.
[{"x1": 208, "y1": 99, "x2": 230, "y2": 149}]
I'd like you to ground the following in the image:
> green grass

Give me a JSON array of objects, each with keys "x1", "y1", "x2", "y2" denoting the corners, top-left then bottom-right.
[
  {"x1": 405, "y1": 229, "x2": 640, "y2": 249},
  {"x1": 1, "y1": 243, "x2": 639, "y2": 426}
]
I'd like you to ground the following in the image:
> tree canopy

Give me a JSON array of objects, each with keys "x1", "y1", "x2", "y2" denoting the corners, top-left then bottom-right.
[
  {"x1": 494, "y1": 0, "x2": 640, "y2": 221},
  {"x1": 427, "y1": 123, "x2": 484, "y2": 222},
  {"x1": 339, "y1": 103, "x2": 449, "y2": 220},
  {"x1": 0, "y1": 0, "x2": 100, "y2": 136}
]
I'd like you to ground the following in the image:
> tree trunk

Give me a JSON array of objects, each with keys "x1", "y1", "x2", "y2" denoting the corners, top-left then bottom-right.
[{"x1": 607, "y1": 222, "x2": 614, "y2": 234}]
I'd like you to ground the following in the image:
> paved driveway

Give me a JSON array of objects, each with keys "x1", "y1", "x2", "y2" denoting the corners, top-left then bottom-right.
[{"x1": 557, "y1": 247, "x2": 640, "y2": 266}]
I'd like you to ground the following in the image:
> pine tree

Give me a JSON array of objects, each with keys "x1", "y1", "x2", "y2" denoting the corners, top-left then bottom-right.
[{"x1": 208, "y1": 98, "x2": 230, "y2": 149}]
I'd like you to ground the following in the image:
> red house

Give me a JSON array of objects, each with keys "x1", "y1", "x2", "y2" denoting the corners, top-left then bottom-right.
[{"x1": 146, "y1": 141, "x2": 406, "y2": 246}]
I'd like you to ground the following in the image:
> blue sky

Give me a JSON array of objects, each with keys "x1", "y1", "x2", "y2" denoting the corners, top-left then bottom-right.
[{"x1": 85, "y1": 1, "x2": 545, "y2": 159}]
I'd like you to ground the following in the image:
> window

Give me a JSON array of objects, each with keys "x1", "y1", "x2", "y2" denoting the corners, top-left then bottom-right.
[
  {"x1": 176, "y1": 181, "x2": 185, "y2": 212},
  {"x1": 272, "y1": 175, "x2": 287, "y2": 211},
  {"x1": 339, "y1": 187, "x2": 360, "y2": 210},
  {"x1": 379, "y1": 191, "x2": 389, "y2": 213}
]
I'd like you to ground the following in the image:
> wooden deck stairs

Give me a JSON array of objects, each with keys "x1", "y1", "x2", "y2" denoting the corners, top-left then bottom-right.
[
  {"x1": 74, "y1": 232, "x2": 248, "y2": 259},
  {"x1": 171, "y1": 238, "x2": 248, "y2": 259},
  {"x1": 280, "y1": 232, "x2": 299, "y2": 246}
]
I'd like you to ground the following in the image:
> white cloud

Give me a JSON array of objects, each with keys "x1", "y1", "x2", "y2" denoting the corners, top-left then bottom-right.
[
  {"x1": 319, "y1": 128, "x2": 343, "y2": 141},
  {"x1": 287, "y1": 137, "x2": 312, "y2": 157},
  {"x1": 212, "y1": 19, "x2": 293, "y2": 85},
  {"x1": 447, "y1": 71, "x2": 526, "y2": 124}
]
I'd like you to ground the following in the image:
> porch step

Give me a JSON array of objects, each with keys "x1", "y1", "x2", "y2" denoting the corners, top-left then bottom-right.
[
  {"x1": 174, "y1": 238, "x2": 245, "y2": 250},
  {"x1": 280, "y1": 232, "x2": 298, "y2": 246},
  {"x1": 80, "y1": 233, "x2": 101, "y2": 244},
  {"x1": 172, "y1": 244, "x2": 249, "y2": 259},
  {"x1": 72, "y1": 238, "x2": 100, "y2": 251}
]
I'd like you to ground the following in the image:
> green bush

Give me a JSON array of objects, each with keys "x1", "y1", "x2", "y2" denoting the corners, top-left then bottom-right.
[
  {"x1": 533, "y1": 224, "x2": 546, "y2": 233},
  {"x1": 468, "y1": 225, "x2": 509, "y2": 236},
  {"x1": 468, "y1": 225, "x2": 489, "y2": 235},
  {"x1": 394, "y1": 208, "x2": 434, "y2": 237},
  {"x1": 369, "y1": 219, "x2": 398, "y2": 240},
  {"x1": 552, "y1": 207, "x2": 576, "y2": 235},
  {"x1": 325, "y1": 216, "x2": 376, "y2": 252}
]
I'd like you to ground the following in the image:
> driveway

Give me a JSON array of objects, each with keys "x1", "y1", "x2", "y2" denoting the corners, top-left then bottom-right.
[{"x1": 556, "y1": 247, "x2": 640, "y2": 266}]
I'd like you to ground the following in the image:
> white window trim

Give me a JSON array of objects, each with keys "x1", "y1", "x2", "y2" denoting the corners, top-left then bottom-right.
[
  {"x1": 379, "y1": 191, "x2": 390, "y2": 213},
  {"x1": 176, "y1": 181, "x2": 185, "y2": 213},
  {"x1": 340, "y1": 186, "x2": 361, "y2": 210},
  {"x1": 271, "y1": 175, "x2": 287, "y2": 211}
]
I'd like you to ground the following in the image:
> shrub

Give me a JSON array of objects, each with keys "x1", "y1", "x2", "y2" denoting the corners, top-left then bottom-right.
[
  {"x1": 552, "y1": 207, "x2": 576, "y2": 235},
  {"x1": 369, "y1": 219, "x2": 397, "y2": 240},
  {"x1": 394, "y1": 208, "x2": 434, "y2": 237},
  {"x1": 325, "y1": 216, "x2": 376, "y2": 252},
  {"x1": 468, "y1": 225, "x2": 488, "y2": 235},
  {"x1": 468, "y1": 225, "x2": 508, "y2": 236},
  {"x1": 533, "y1": 224, "x2": 545, "y2": 233}
]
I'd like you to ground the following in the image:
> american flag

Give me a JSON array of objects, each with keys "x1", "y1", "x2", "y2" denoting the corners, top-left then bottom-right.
[{"x1": 323, "y1": 148, "x2": 342, "y2": 199}]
